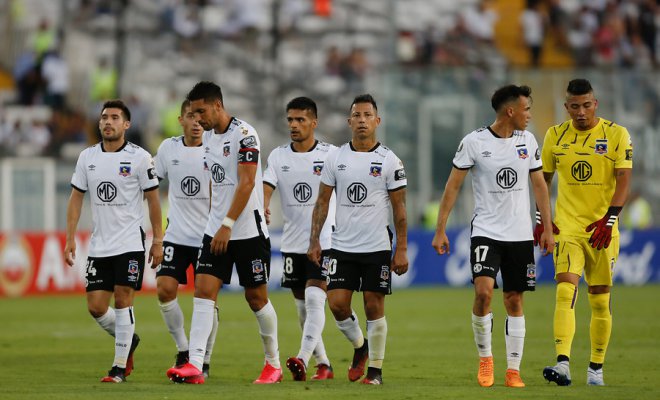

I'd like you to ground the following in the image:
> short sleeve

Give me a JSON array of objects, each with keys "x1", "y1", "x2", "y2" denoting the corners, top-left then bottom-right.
[
  {"x1": 320, "y1": 148, "x2": 337, "y2": 187},
  {"x1": 452, "y1": 137, "x2": 473, "y2": 170},
  {"x1": 71, "y1": 151, "x2": 88, "y2": 192},
  {"x1": 263, "y1": 149, "x2": 278, "y2": 188},
  {"x1": 541, "y1": 127, "x2": 555, "y2": 173},
  {"x1": 528, "y1": 133, "x2": 543, "y2": 171},
  {"x1": 138, "y1": 152, "x2": 159, "y2": 191},
  {"x1": 614, "y1": 127, "x2": 633, "y2": 169},
  {"x1": 154, "y1": 140, "x2": 168, "y2": 180},
  {"x1": 386, "y1": 152, "x2": 407, "y2": 191}
]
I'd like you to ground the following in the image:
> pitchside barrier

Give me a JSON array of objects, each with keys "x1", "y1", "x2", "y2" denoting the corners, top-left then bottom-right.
[{"x1": 1, "y1": 228, "x2": 658, "y2": 297}]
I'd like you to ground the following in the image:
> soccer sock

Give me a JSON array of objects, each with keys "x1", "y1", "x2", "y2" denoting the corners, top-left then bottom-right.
[
  {"x1": 159, "y1": 298, "x2": 189, "y2": 352},
  {"x1": 254, "y1": 300, "x2": 280, "y2": 369},
  {"x1": 588, "y1": 292, "x2": 611, "y2": 364},
  {"x1": 505, "y1": 315, "x2": 525, "y2": 371},
  {"x1": 471, "y1": 312, "x2": 493, "y2": 357},
  {"x1": 113, "y1": 307, "x2": 135, "y2": 369},
  {"x1": 366, "y1": 317, "x2": 387, "y2": 369},
  {"x1": 204, "y1": 306, "x2": 219, "y2": 364},
  {"x1": 554, "y1": 282, "x2": 577, "y2": 359},
  {"x1": 94, "y1": 307, "x2": 116, "y2": 337},
  {"x1": 294, "y1": 298, "x2": 306, "y2": 330},
  {"x1": 297, "y1": 286, "x2": 328, "y2": 366},
  {"x1": 336, "y1": 311, "x2": 365, "y2": 348},
  {"x1": 188, "y1": 297, "x2": 215, "y2": 371}
]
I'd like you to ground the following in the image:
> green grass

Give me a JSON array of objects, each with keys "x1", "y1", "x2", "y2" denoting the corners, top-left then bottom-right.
[{"x1": 1, "y1": 285, "x2": 659, "y2": 399}]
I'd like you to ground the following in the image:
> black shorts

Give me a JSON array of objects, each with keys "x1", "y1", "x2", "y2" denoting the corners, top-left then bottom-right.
[
  {"x1": 470, "y1": 236, "x2": 536, "y2": 292},
  {"x1": 196, "y1": 234, "x2": 271, "y2": 288},
  {"x1": 326, "y1": 249, "x2": 392, "y2": 294},
  {"x1": 281, "y1": 251, "x2": 331, "y2": 289},
  {"x1": 85, "y1": 251, "x2": 146, "y2": 292},
  {"x1": 156, "y1": 242, "x2": 201, "y2": 284}
]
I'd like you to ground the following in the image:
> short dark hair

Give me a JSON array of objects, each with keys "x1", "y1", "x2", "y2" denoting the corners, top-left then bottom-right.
[
  {"x1": 286, "y1": 97, "x2": 317, "y2": 118},
  {"x1": 180, "y1": 99, "x2": 191, "y2": 116},
  {"x1": 567, "y1": 78, "x2": 593, "y2": 96},
  {"x1": 102, "y1": 99, "x2": 131, "y2": 121},
  {"x1": 350, "y1": 94, "x2": 378, "y2": 113},
  {"x1": 186, "y1": 81, "x2": 224, "y2": 104},
  {"x1": 491, "y1": 85, "x2": 532, "y2": 112}
]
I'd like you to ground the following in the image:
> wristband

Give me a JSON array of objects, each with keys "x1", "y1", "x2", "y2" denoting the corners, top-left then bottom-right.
[{"x1": 222, "y1": 216, "x2": 235, "y2": 229}]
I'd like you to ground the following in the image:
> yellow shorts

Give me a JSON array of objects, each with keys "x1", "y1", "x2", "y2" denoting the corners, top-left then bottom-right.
[{"x1": 553, "y1": 235, "x2": 619, "y2": 286}]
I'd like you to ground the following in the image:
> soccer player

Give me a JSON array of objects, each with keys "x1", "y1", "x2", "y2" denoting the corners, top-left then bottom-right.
[
  {"x1": 263, "y1": 97, "x2": 336, "y2": 381},
  {"x1": 541, "y1": 79, "x2": 632, "y2": 386},
  {"x1": 431, "y1": 85, "x2": 555, "y2": 388},
  {"x1": 154, "y1": 100, "x2": 217, "y2": 378},
  {"x1": 166, "y1": 81, "x2": 281, "y2": 384},
  {"x1": 308, "y1": 94, "x2": 408, "y2": 385},
  {"x1": 64, "y1": 99, "x2": 164, "y2": 383}
]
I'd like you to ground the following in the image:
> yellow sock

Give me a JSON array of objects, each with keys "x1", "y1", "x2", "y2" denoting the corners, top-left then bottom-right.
[
  {"x1": 554, "y1": 282, "x2": 577, "y2": 358},
  {"x1": 588, "y1": 292, "x2": 612, "y2": 364}
]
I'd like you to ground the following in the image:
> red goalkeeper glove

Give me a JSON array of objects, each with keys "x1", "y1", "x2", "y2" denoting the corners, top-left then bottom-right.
[
  {"x1": 533, "y1": 210, "x2": 559, "y2": 246},
  {"x1": 585, "y1": 206, "x2": 622, "y2": 250}
]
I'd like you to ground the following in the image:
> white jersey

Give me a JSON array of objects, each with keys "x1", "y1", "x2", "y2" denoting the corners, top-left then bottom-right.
[
  {"x1": 263, "y1": 141, "x2": 337, "y2": 253},
  {"x1": 202, "y1": 117, "x2": 269, "y2": 240},
  {"x1": 71, "y1": 141, "x2": 159, "y2": 257},
  {"x1": 321, "y1": 142, "x2": 407, "y2": 253},
  {"x1": 453, "y1": 127, "x2": 542, "y2": 241},
  {"x1": 155, "y1": 136, "x2": 210, "y2": 247}
]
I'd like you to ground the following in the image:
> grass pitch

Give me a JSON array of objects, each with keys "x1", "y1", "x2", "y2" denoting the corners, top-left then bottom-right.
[{"x1": 1, "y1": 285, "x2": 659, "y2": 399}]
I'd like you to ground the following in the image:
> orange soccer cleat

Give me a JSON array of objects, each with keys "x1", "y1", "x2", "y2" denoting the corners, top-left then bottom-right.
[{"x1": 477, "y1": 356, "x2": 494, "y2": 387}]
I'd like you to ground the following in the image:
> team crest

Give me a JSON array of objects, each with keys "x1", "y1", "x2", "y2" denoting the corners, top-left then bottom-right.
[
  {"x1": 369, "y1": 165, "x2": 382, "y2": 177},
  {"x1": 595, "y1": 139, "x2": 608, "y2": 154},
  {"x1": 252, "y1": 259, "x2": 264, "y2": 274},
  {"x1": 313, "y1": 164, "x2": 323, "y2": 175},
  {"x1": 526, "y1": 263, "x2": 536, "y2": 279},
  {"x1": 128, "y1": 260, "x2": 139, "y2": 275},
  {"x1": 223, "y1": 145, "x2": 231, "y2": 157},
  {"x1": 517, "y1": 147, "x2": 529, "y2": 159},
  {"x1": 380, "y1": 266, "x2": 390, "y2": 281},
  {"x1": 119, "y1": 165, "x2": 131, "y2": 176}
]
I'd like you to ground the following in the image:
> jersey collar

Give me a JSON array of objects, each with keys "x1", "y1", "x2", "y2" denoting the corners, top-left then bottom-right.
[
  {"x1": 101, "y1": 140, "x2": 128, "y2": 152},
  {"x1": 290, "y1": 140, "x2": 318, "y2": 153},
  {"x1": 349, "y1": 141, "x2": 380, "y2": 152},
  {"x1": 182, "y1": 136, "x2": 202, "y2": 147}
]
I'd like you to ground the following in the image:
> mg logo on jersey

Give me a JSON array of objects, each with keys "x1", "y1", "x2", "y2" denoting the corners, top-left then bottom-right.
[
  {"x1": 97, "y1": 182, "x2": 117, "y2": 202},
  {"x1": 347, "y1": 182, "x2": 367, "y2": 204},
  {"x1": 293, "y1": 182, "x2": 313, "y2": 203},
  {"x1": 496, "y1": 168, "x2": 517, "y2": 189},
  {"x1": 211, "y1": 164, "x2": 225, "y2": 183},
  {"x1": 571, "y1": 161, "x2": 592, "y2": 181},
  {"x1": 181, "y1": 176, "x2": 201, "y2": 196}
]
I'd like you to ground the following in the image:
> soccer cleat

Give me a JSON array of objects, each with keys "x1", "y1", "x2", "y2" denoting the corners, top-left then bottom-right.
[
  {"x1": 311, "y1": 364, "x2": 334, "y2": 380},
  {"x1": 167, "y1": 362, "x2": 204, "y2": 384},
  {"x1": 286, "y1": 357, "x2": 307, "y2": 381},
  {"x1": 477, "y1": 356, "x2": 494, "y2": 387},
  {"x1": 125, "y1": 333, "x2": 140, "y2": 376},
  {"x1": 101, "y1": 366, "x2": 126, "y2": 383},
  {"x1": 361, "y1": 367, "x2": 382, "y2": 385},
  {"x1": 253, "y1": 362, "x2": 283, "y2": 384},
  {"x1": 587, "y1": 367, "x2": 604, "y2": 386},
  {"x1": 202, "y1": 363, "x2": 210, "y2": 379},
  {"x1": 543, "y1": 361, "x2": 572, "y2": 386},
  {"x1": 348, "y1": 340, "x2": 369, "y2": 382},
  {"x1": 505, "y1": 369, "x2": 525, "y2": 388},
  {"x1": 174, "y1": 351, "x2": 189, "y2": 368}
]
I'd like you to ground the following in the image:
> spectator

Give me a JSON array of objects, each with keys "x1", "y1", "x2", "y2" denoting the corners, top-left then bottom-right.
[
  {"x1": 41, "y1": 49, "x2": 70, "y2": 110},
  {"x1": 519, "y1": 1, "x2": 546, "y2": 67},
  {"x1": 90, "y1": 57, "x2": 117, "y2": 102}
]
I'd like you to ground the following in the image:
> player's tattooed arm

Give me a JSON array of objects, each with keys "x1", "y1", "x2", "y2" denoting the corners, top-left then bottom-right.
[
  {"x1": 308, "y1": 183, "x2": 333, "y2": 266},
  {"x1": 389, "y1": 187, "x2": 408, "y2": 275}
]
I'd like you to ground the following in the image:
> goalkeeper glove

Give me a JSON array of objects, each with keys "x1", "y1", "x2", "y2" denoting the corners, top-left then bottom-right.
[
  {"x1": 533, "y1": 210, "x2": 559, "y2": 246},
  {"x1": 585, "y1": 206, "x2": 622, "y2": 250}
]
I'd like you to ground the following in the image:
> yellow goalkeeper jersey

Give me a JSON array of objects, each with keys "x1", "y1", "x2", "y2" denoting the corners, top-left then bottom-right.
[{"x1": 542, "y1": 118, "x2": 633, "y2": 238}]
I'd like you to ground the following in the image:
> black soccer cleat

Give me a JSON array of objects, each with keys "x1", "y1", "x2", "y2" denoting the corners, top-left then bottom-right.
[
  {"x1": 101, "y1": 366, "x2": 126, "y2": 383},
  {"x1": 361, "y1": 367, "x2": 382, "y2": 385},
  {"x1": 202, "y1": 363, "x2": 210, "y2": 379}
]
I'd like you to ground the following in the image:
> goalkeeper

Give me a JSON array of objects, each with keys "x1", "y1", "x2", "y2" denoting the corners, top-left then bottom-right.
[{"x1": 539, "y1": 79, "x2": 633, "y2": 387}]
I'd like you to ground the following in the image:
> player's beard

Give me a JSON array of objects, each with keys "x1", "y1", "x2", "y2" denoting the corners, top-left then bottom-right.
[{"x1": 102, "y1": 129, "x2": 124, "y2": 142}]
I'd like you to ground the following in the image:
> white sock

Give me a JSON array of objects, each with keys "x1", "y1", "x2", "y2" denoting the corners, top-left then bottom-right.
[
  {"x1": 297, "y1": 286, "x2": 328, "y2": 366},
  {"x1": 254, "y1": 300, "x2": 280, "y2": 368},
  {"x1": 94, "y1": 307, "x2": 116, "y2": 337},
  {"x1": 188, "y1": 297, "x2": 215, "y2": 371},
  {"x1": 505, "y1": 315, "x2": 526, "y2": 371},
  {"x1": 472, "y1": 312, "x2": 493, "y2": 358},
  {"x1": 336, "y1": 311, "x2": 364, "y2": 348},
  {"x1": 367, "y1": 317, "x2": 387, "y2": 369},
  {"x1": 159, "y1": 298, "x2": 189, "y2": 352},
  {"x1": 204, "y1": 306, "x2": 219, "y2": 364},
  {"x1": 294, "y1": 298, "x2": 306, "y2": 330},
  {"x1": 114, "y1": 307, "x2": 135, "y2": 368}
]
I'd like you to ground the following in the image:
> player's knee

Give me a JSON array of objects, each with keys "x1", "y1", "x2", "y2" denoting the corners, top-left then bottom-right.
[
  {"x1": 157, "y1": 286, "x2": 177, "y2": 303},
  {"x1": 328, "y1": 302, "x2": 351, "y2": 320},
  {"x1": 474, "y1": 289, "x2": 492, "y2": 307},
  {"x1": 88, "y1": 305, "x2": 107, "y2": 318}
]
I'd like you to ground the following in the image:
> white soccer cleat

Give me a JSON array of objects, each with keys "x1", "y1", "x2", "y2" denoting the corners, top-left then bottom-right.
[{"x1": 587, "y1": 367, "x2": 604, "y2": 386}]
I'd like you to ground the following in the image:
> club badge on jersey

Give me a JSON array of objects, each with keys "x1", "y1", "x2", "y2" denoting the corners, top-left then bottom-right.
[
  {"x1": 119, "y1": 165, "x2": 131, "y2": 176},
  {"x1": 313, "y1": 162, "x2": 323, "y2": 175},
  {"x1": 516, "y1": 146, "x2": 528, "y2": 159},
  {"x1": 369, "y1": 164, "x2": 382, "y2": 177},
  {"x1": 595, "y1": 139, "x2": 608, "y2": 154}
]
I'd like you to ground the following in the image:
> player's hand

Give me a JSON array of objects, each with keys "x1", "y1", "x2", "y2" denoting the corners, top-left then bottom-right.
[
  {"x1": 533, "y1": 211, "x2": 560, "y2": 246},
  {"x1": 586, "y1": 208, "x2": 620, "y2": 250},
  {"x1": 211, "y1": 226, "x2": 231, "y2": 255},
  {"x1": 538, "y1": 229, "x2": 555, "y2": 256},
  {"x1": 431, "y1": 231, "x2": 450, "y2": 255},
  {"x1": 391, "y1": 248, "x2": 408, "y2": 275},
  {"x1": 149, "y1": 242, "x2": 163, "y2": 267},
  {"x1": 64, "y1": 239, "x2": 76, "y2": 267},
  {"x1": 307, "y1": 240, "x2": 322, "y2": 267},
  {"x1": 265, "y1": 207, "x2": 271, "y2": 225}
]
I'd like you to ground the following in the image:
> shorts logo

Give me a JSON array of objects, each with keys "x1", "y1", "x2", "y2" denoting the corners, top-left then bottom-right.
[
  {"x1": 473, "y1": 263, "x2": 483, "y2": 273},
  {"x1": 571, "y1": 161, "x2": 592, "y2": 182},
  {"x1": 252, "y1": 259, "x2": 264, "y2": 274},
  {"x1": 293, "y1": 182, "x2": 313, "y2": 203},
  {"x1": 595, "y1": 139, "x2": 608, "y2": 154},
  {"x1": 380, "y1": 266, "x2": 390, "y2": 281},
  {"x1": 97, "y1": 181, "x2": 117, "y2": 202},
  {"x1": 526, "y1": 263, "x2": 536, "y2": 278},
  {"x1": 119, "y1": 165, "x2": 131, "y2": 177},
  {"x1": 181, "y1": 176, "x2": 201, "y2": 196},
  {"x1": 496, "y1": 168, "x2": 517, "y2": 189},
  {"x1": 369, "y1": 164, "x2": 382, "y2": 177},
  {"x1": 347, "y1": 182, "x2": 367, "y2": 204},
  {"x1": 516, "y1": 146, "x2": 528, "y2": 159},
  {"x1": 223, "y1": 144, "x2": 231, "y2": 157},
  {"x1": 211, "y1": 164, "x2": 225, "y2": 183},
  {"x1": 128, "y1": 259, "x2": 139, "y2": 282}
]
